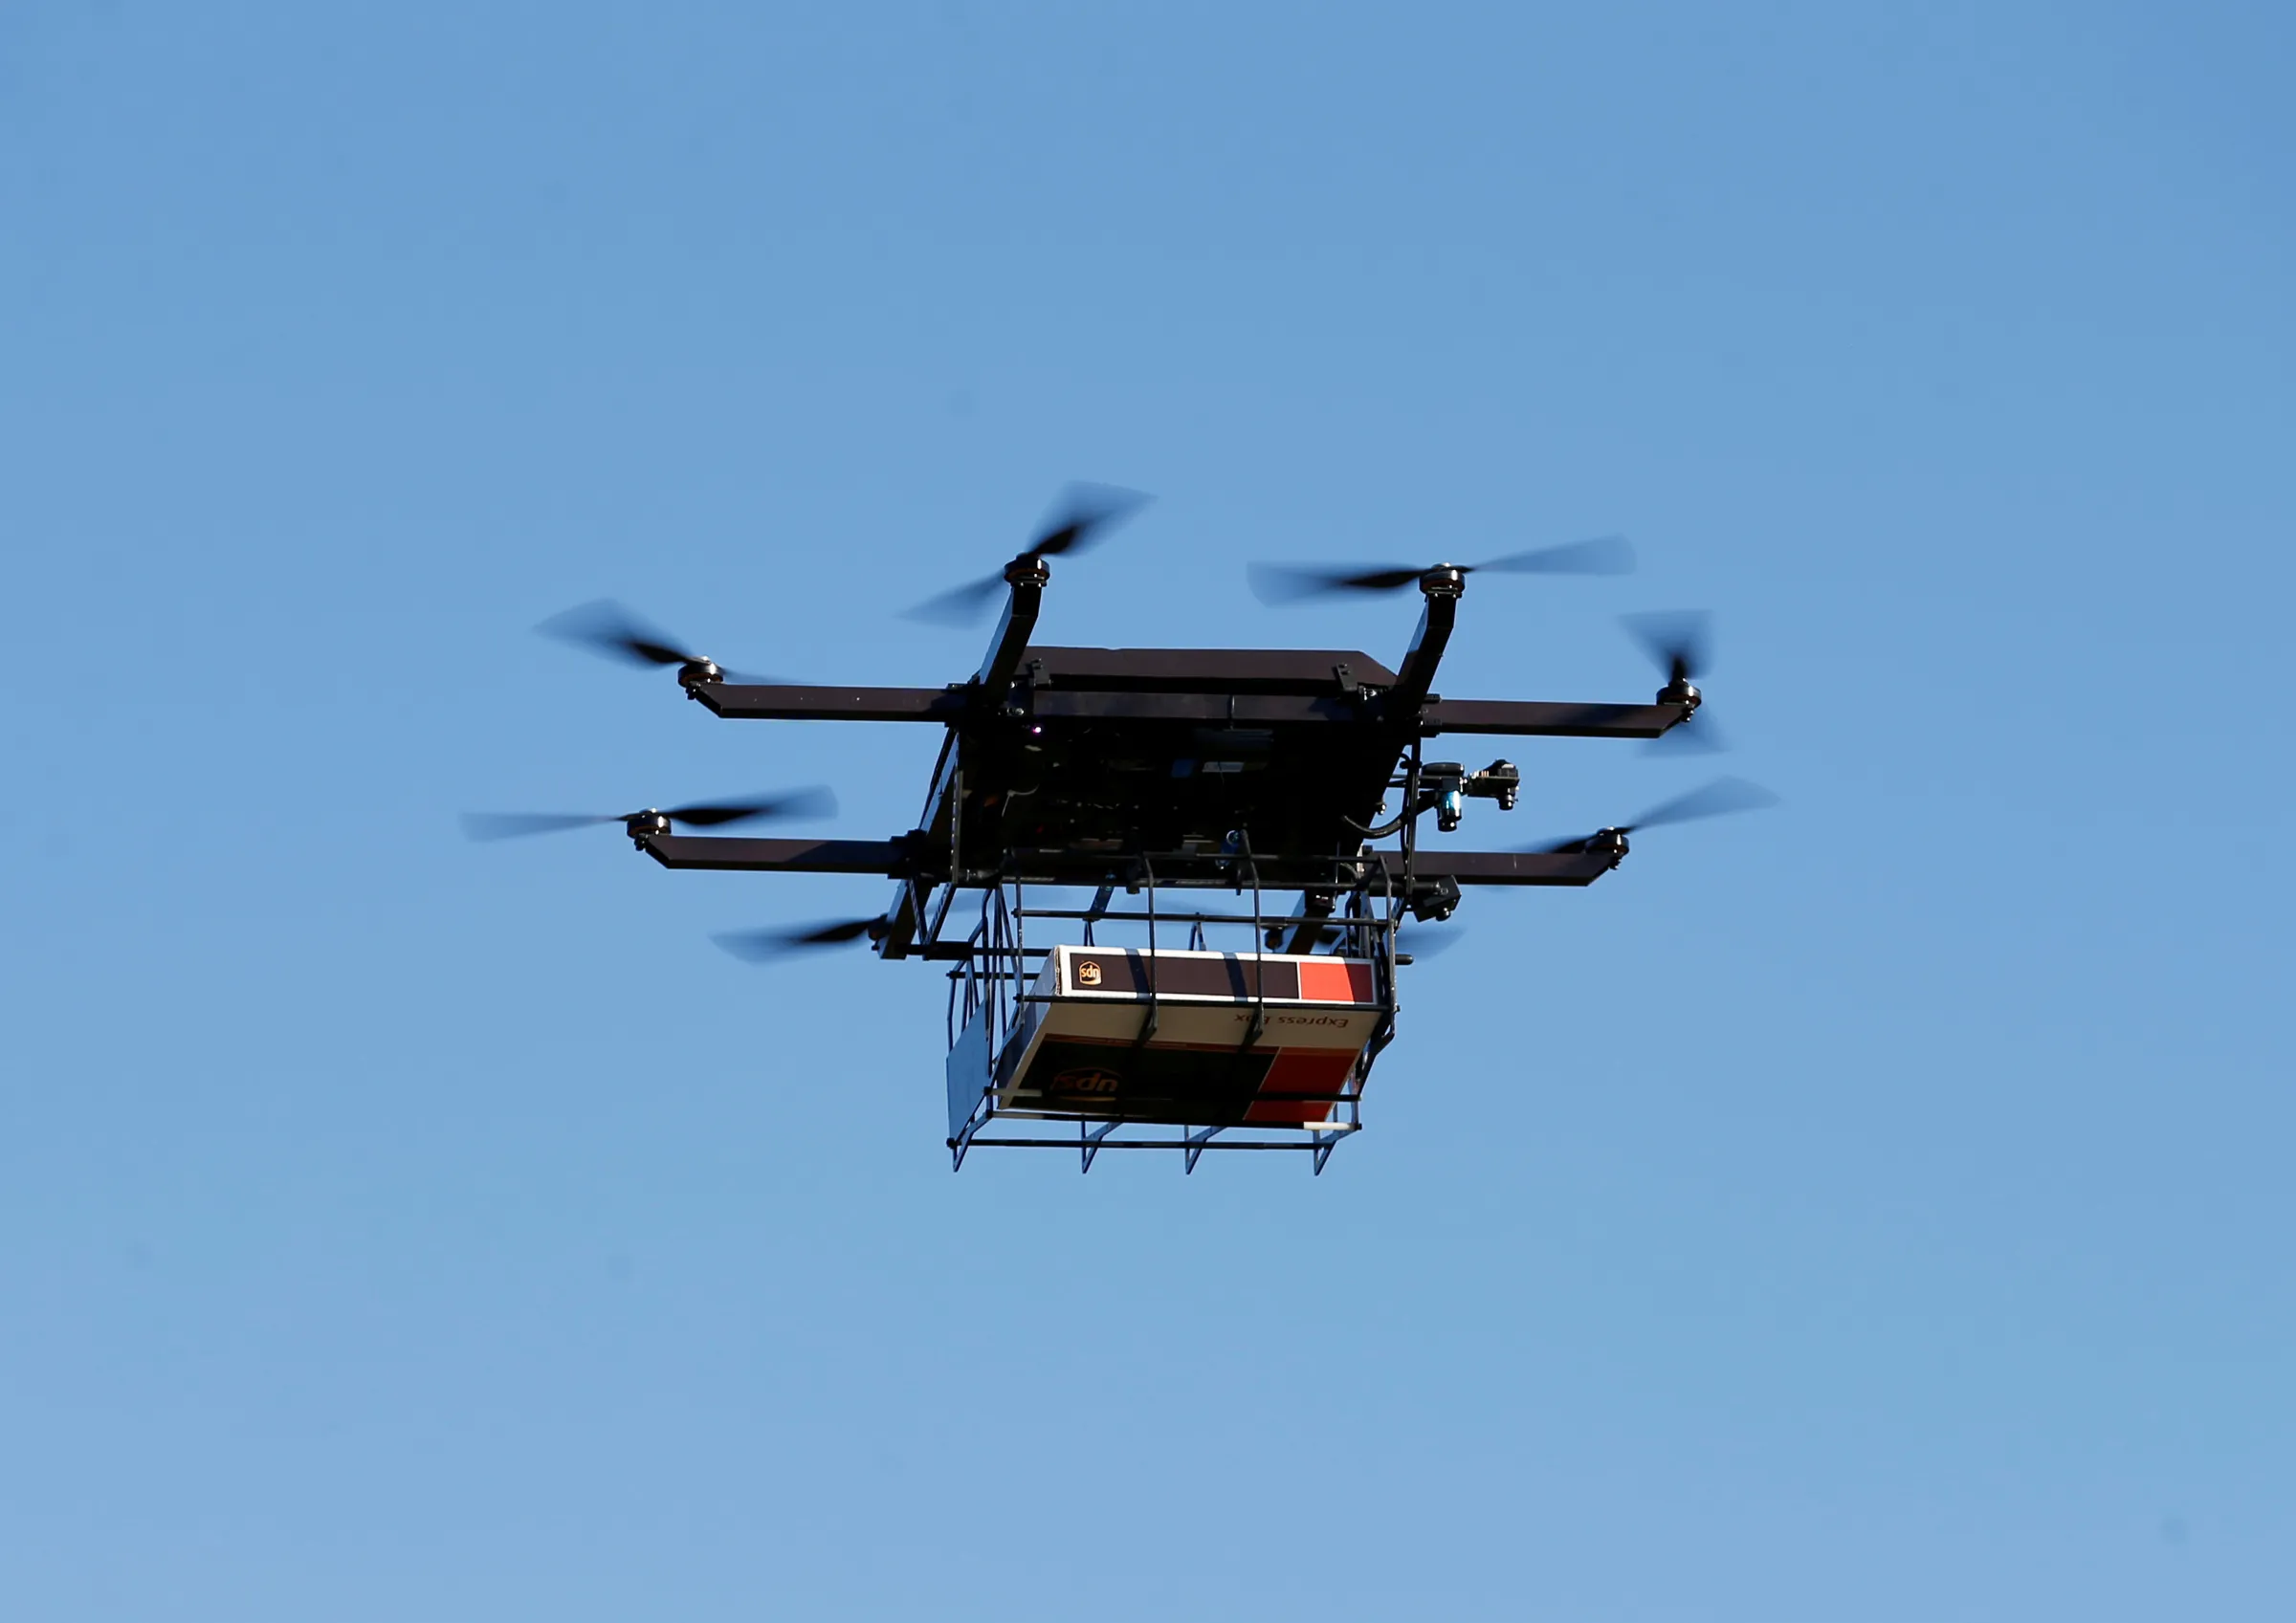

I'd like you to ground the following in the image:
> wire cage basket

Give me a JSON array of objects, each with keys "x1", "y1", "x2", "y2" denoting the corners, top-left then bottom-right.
[{"x1": 942, "y1": 843, "x2": 1409, "y2": 1174}]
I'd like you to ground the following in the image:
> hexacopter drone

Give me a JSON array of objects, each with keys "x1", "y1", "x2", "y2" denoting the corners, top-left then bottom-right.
[{"x1": 469, "y1": 486, "x2": 1773, "y2": 1173}]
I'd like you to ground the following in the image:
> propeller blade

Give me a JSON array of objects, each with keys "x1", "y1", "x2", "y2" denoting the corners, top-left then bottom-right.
[
  {"x1": 1534, "y1": 832, "x2": 1602, "y2": 856},
  {"x1": 462, "y1": 787, "x2": 837, "y2": 843},
  {"x1": 1472, "y1": 534, "x2": 1637, "y2": 577},
  {"x1": 1247, "y1": 563, "x2": 1425, "y2": 604},
  {"x1": 536, "y1": 599, "x2": 786, "y2": 682},
  {"x1": 905, "y1": 483, "x2": 1154, "y2": 625},
  {"x1": 536, "y1": 599, "x2": 701, "y2": 668},
  {"x1": 1028, "y1": 482, "x2": 1153, "y2": 558},
  {"x1": 1528, "y1": 776, "x2": 1778, "y2": 853},
  {"x1": 1621, "y1": 609, "x2": 1711, "y2": 686},
  {"x1": 1624, "y1": 776, "x2": 1778, "y2": 832},
  {"x1": 458, "y1": 812, "x2": 619, "y2": 842},
  {"x1": 713, "y1": 916, "x2": 884, "y2": 962},
  {"x1": 662, "y1": 787, "x2": 838, "y2": 827},
  {"x1": 901, "y1": 571, "x2": 1008, "y2": 625},
  {"x1": 1249, "y1": 535, "x2": 1634, "y2": 604},
  {"x1": 1645, "y1": 710, "x2": 1730, "y2": 756}
]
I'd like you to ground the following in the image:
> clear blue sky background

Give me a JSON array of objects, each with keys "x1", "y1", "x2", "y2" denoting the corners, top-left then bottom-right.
[{"x1": 4, "y1": 4, "x2": 2291, "y2": 1618}]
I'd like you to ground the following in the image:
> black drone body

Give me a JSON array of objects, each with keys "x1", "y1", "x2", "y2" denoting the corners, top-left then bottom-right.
[{"x1": 481, "y1": 488, "x2": 1770, "y2": 1172}]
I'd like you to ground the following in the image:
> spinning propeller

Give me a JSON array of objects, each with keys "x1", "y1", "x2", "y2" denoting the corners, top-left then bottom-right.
[
  {"x1": 905, "y1": 483, "x2": 1155, "y2": 625},
  {"x1": 1530, "y1": 776, "x2": 1778, "y2": 858},
  {"x1": 459, "y1": 787, "x2": 837, "y2": 843},
  {"x1": 537, "y1": 599, "x2": 784, "y2": 685},
  {"x1": 1623, "y1": 610, "x2": 1727, "y2": 754},
  {"x1": 1248, "y1": 535, "x2": 1635, "y2": 605},
  {"x1": 714, "y1": 915, "x2": 889, "y2": 962}
]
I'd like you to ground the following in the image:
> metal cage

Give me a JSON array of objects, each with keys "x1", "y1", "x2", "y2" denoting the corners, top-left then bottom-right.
[{"x1": 939, "y1": 841, "x2": 1410, "y2": 1174}]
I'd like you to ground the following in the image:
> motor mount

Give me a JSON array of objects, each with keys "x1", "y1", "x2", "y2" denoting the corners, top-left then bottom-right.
[{"x1": 676, "y1": 658, "x2": 726, "y2": 694}]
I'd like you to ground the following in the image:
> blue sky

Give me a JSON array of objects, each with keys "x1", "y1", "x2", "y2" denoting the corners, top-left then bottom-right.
[{"x1": 4, "y1": 4, "x2": 2291, "y2": 1618}]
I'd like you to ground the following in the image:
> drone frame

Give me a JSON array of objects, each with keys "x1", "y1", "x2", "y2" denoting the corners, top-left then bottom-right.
[
  {"x1": 577, "y1": 550, "x2": 1699, "y2": 1171},
  {"x1": 635, "y1": 560, "x2": 1692, "y2": 940}
]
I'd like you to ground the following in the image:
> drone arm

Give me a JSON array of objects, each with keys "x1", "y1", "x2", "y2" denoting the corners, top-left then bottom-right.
[
  {"x1": 977, "y1": 558, "x2": 1048, "y2": 691},
  {"x1": 638, "y1": 835, "x2": 916, "y2": 874},
  {"x1": 1384, "y1": 573, "x2": 1460, "y2": 715},
  {"x1": 689, "y1": 685, "x2": 1684, "y2": 745},
  {"x1": 1412, "y1": 849, "x2": 1619, "y2": 886},
  {"x1": 689, "y1": 685, "x2": 967, "y2": 722},
  {"x1": 1421, "y1": 698, "x2": 1690, "y2": 738}
]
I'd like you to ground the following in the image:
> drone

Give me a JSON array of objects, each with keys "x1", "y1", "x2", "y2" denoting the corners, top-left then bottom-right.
[{"x1": 469, "y1": 486, "x2": 1775, "y2": 1173}]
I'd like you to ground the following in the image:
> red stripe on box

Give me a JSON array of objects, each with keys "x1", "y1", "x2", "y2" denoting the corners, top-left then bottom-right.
[
  {"x1": 1296, "y1": 958, "x2": 1375, "y2": 1004},
  {"x1": 1246, "y1": 1048, "x2": 1359, "y2": 1125}
]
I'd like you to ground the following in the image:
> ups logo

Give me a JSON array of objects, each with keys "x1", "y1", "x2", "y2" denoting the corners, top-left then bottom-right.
[
  {"x1": 1053, "y1": 1066, "x2": 1122, "y2": 1095},
  {"x1": 1075, "y1": 958, "x2": 1103, "y2": 987}
]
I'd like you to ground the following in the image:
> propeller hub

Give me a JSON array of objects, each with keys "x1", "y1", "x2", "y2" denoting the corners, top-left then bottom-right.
[
  {"x1": 1419, "y1": 566, "x2": 1467, "y2": 600},
  {"x1": 1589, "y1": 827, "x2": 1629, "y2": 865},
  {"x1": 676, "y1": 658, "x2": 724, "y2": 691},
  {"x1": 1004, "y1": 554, "x2": 1052, "y2": 588},
  {"x1": 1659, "y1": 676, "x2": 1700, "y2": 711},
  {"x1": 624, "y1": 809, "x2": 673, "y2": 841}
]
